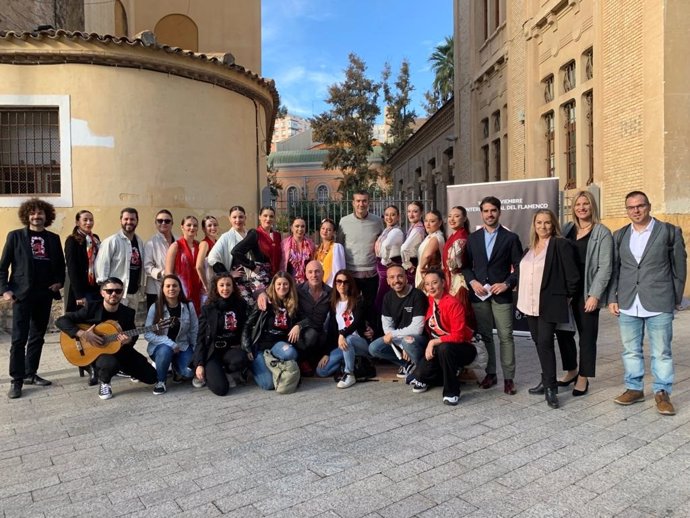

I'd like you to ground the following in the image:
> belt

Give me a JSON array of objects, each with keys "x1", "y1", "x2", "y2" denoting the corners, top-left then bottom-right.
[{"x1": 215, "y1": 340, "x2": 230, "y2": 349}]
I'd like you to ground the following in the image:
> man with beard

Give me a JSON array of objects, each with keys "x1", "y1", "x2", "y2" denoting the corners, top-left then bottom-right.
[
  {"x1": 293, "y1": 260, "x2": 332, "y2": 375},
  {"x1": 368, "y1": 264, "x2": 428, "y2": 378},
  {"x1": 143, "y1": 209, "x2": 175, "y2": 308},
  {"x1": 1, "y1": 198, "x2": 65, "y2": 399},
  {"x1": 95, "y1": 208, "x2": 145, "y2": 308},
  {"x1": 56, "y1": 277, "x2": 157, "y2": 400},
  {"x1": 462, "y1": 196, "x2": 522, "y2": 395}
]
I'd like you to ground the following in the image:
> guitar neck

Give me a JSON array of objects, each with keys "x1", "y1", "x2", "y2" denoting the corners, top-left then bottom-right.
[{"x1": 104, "y1": 323, "x2": 166, "y2": 342}]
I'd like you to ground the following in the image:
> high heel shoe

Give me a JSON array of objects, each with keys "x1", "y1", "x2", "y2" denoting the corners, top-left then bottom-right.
[
  {"x1": 557, "y1": 373, "x2": 578, "y2": 387},
  {"x1": 572, "y1": 380, "x2": 589, "y2": 397}
]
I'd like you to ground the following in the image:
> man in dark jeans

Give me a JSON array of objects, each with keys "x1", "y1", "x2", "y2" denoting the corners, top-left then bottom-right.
[
  {"x1": 0, "y1": 198, "x2": 65, "y2": 399},
  {"x1": 294, "y1": 261, "x2": 332, "y2": 375},
  {"x1": 56, "y1": 277, "x2": 157, "y2": 400}
]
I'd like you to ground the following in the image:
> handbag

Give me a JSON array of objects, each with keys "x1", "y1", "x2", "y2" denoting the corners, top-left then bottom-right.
[{"x1": 262, "y1": 350, "x2": 300, "y2": 394}]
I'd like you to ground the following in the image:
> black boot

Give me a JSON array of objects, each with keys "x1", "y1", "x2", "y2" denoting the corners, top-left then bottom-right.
[
  {"x1": 8, "y1": 381, "x2": 22, "y2": 399},
  {"x1": 545, "y1": 387, "x2": 559, "y2": 409}
]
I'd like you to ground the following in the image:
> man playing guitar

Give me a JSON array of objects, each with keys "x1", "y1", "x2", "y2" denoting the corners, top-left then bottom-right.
[{"x1": 56, "y1": 277, "x2": 157, "y2": 399}]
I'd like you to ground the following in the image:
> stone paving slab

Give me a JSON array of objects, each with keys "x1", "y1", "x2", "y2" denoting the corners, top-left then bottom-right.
[{"x1": 1, "y1": 310, "x2": 690, "y2": 517}]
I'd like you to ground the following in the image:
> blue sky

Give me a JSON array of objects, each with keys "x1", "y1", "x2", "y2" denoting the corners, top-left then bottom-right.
[{"x1": 262, "y1": 0, "x2": 453, "y2": 121}]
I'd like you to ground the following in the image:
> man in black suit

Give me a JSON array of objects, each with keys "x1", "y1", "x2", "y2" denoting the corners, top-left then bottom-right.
[
  {"x1": 462, "y1": 196, "x2": 522, "y2": 395},
  {"x1": 0, "y1": 198, "x2": 65, "y2": 399}
]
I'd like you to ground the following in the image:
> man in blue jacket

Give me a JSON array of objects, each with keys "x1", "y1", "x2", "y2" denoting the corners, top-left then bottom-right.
[{"x1": 0, "y1": 198, "x2": 65, "y2": 399}]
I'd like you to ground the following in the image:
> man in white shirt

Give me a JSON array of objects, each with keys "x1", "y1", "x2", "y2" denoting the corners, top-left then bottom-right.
[
  {"x1": 96, "y1": 208, "x2": 145, "y2": 308},
  {"x1": 609, "y1": 191, "x2": 687, "y2": 415},
  {"x1": 143, "y1": 209, "x2": 175, "y2": 308}
]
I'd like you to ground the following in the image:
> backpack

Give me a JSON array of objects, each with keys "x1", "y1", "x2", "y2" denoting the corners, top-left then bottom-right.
[
  {"x1": 353, "y1": 356, "x2": 377, "y2": 381},
  {"x1": 263, "y1": 350, "x2": 300, "y2": 394}
]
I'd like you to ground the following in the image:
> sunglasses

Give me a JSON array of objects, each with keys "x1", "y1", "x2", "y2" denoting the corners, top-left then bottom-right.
[
  {"x1": 156, "y1": 218, "x2": 172, "y2": 224},
  {"x1": 335, "y1": 279, "x2": 349, "y2": 285},
  {"x1": 103, "y1": 288, "x2": 124, "y2": 294}
]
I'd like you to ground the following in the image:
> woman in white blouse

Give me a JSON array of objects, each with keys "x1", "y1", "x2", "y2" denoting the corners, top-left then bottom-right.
[
  {"x1": 401, "y1": 201, "x2": 426, "y2": 284},
  {"x1": 374, "y1": 206, "x2": 405, "y2": 311},
  {"x1": 415, "y1": 210, "x2": 446, "y2": 291}
]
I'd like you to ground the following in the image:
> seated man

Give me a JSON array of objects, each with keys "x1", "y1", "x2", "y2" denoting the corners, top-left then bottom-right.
[
  {"x1": 56, "y1": 277, "x2": 157, "y2": 400},
  {"x1": 293, "y1": 260, "x2": 332, "y2": 375},
  {"x1": 369, "y1": 264, "x2": 428, "y2": 377}
]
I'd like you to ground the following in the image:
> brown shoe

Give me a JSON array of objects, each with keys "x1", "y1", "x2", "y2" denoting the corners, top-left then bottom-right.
[
  {"x1": 654, "y1": 390, "x2": 676, "y2": 416},
  {"x1": 614, "y1": 389, "x2": 645, "y2": 406},
  {"x1": 504, "y1": 379, "x2": 516, "y2": 395},
  {"x1": 478, "y1": 373, "x2": 497, "y2": 389}
]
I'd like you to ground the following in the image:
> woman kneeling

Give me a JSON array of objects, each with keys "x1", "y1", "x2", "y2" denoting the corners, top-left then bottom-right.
[{"x1": 409, "y1": 270, "x2": 476, "y2": 405}]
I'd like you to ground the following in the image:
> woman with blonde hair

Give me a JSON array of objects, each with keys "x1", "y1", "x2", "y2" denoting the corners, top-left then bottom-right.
[
  {"x1": 517, "y1": 209, "x2": 579, "y2": 409},
  {"x1": 554, "y1": 191, "x2": 612, "y2": 396},
  {"x1": 195, "y1": 215, "x2": 219, "y2": 302},
  {"x1": 241, "y1": 271, "x2": 300, "y2": 390},
  {"x1": 315, "y1": 218, "x2": 346, "y2": 287},
  {"x1": 401, "y1": 201, "x2": 426, "y2": 284}
]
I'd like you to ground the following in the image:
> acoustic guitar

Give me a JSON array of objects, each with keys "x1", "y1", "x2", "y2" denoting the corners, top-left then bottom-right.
[{"x1": 60, "y1": 317, "x2": 176, "y2": 367}]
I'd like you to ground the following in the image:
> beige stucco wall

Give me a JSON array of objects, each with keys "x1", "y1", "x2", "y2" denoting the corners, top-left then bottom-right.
[
  {"x1": 0, "y1": 38, "x2": 274, "y2": 244},
  {"x1": 84, "y1": 0, "x2": 261, "y2": 73}
]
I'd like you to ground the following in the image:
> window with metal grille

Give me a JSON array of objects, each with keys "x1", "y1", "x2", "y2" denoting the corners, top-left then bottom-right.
[
  {"x1": 563, "y1": 101, "x2": 576, "y2": 188},
  {"x1": 492, "y1": 110, "x2": 501, "y2": 133},
  {"x1": 481, "y1": 118, "x2": 489, "y2": 139},
  {"x1": 584, "y1": 48, "x2": 593, "y2": 81},
  {"x1": 585, "y1": 91, "x2": 594, "y2": 185},
  {"x1": 543, "y1": 75, "x2": 554, "y2": 103},
  {"x1": 562, "y1": 61, "x2": 576, "y2": 93},
  {"x1": 316, "y1": 184, "x2": 329, "y2": 205},
  {"x1": 544, "y1": 111, "x2": 555, "y2": 177},
  {"x1": 0, "y1": 108, "x2": 60, "y2": 195},
  {"x1": 482, "y1": 145, "x2": 489, "y2": 182},
  {"x1": 287, "y1": 186, "x2": 299, "y2": 207},
  {"x1": 492, "y1": 139, "x2": 501, "y2": 181}
]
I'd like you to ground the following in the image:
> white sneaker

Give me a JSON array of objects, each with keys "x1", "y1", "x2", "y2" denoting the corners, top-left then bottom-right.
[
  {"x1": 443, "y1": 395, "x2": 460, "y2": 406},
  {"x1": 192, "y1": 377, "x2": 205, "y2": 388},
  {"x1": 337, "y1": 373, "x2": 356, "y2": 389},
  {"x1": 98, "y1": 383, "x2": 112, "y2": 400},
  {"x1": 153, "y1": 381, "x2": 166, "y2": 395},
  {"x1": 411, "y1": 379, "x2": 428, "y2": 393}
]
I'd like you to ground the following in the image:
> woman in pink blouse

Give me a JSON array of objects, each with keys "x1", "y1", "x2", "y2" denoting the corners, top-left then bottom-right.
[{"x1": 280, "y1": 216, "x2": 315, "y2": 285}]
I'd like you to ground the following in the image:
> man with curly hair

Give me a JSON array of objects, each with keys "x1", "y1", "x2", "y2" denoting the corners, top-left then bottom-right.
[{"x1": 0, "y1": 198, "x2": 65, "y2": 399}]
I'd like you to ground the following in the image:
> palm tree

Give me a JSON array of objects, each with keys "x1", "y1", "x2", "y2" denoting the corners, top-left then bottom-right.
[{"x1": 429, "y1": 36, "x2": 454, "y2": 103}]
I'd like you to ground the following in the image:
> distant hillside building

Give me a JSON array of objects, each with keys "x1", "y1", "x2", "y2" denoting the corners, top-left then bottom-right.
[{"x1": 271, "y1": 114, "x2": 310, "y2": 151}]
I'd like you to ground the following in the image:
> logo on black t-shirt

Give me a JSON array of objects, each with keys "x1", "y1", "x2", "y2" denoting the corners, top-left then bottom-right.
[
  {"x1": 130, "y1": 245, "x2": 141, "y2": 268},
  {"x1": 274, "y1": 307, "x2": 288, "y2": 329},
  {"x1": 224, "y1": 311, "x2": 237, "y2": 331},
  {"x1": 31, "y1": 236, "x2": 48, "y2": 260}
]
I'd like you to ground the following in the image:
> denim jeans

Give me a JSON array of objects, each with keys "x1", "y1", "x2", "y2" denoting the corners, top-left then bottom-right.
[
  {"x1": 252, "y1": 341, "x2": 299, "y2": 390},
  {"x1": 619, "y1": 312, "x2": 674, "y2": 394},
  {"x1": 150, "y1": 344, "x2": 194, "y2": 382},
  {"x1": 316, "y1": 334, "x2": 370, "y2": 377},
  {"x1": 368, "y1": 334, "x2": 427, "y2": 367}
]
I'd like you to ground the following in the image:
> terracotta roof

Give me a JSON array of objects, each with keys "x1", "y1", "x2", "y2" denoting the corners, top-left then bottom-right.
[{"x1": 0, "y1": 29, "x2": 280, "y2": 147}]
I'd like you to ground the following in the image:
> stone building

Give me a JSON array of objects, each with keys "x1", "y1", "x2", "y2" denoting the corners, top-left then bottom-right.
[
  {"x1": 0, "y1": 0, "x2": 276, "y2": 241},
  {"x1": 453, "y1": 0, "x2": 690, "y2": 234}
]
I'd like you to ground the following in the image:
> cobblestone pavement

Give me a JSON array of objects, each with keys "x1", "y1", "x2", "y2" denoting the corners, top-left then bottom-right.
[{"x1": 1, "y1": 311, "x2": 689, "y2": 517}]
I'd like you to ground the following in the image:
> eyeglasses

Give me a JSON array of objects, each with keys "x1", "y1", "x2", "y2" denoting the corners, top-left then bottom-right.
[
  {"x1": 156, "y1": 218, "x2": 172, "y2": 224},
  {"x1": 335, "y1": 279, "x2": 349, "y2": 285},
  {"x1": 625, "y1": 204, "x2": 648, "y2": 212},
  {"x1": 103, "y1": 288, "x2": 123, "y2": 294}
]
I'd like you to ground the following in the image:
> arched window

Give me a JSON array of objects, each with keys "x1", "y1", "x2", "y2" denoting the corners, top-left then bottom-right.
[
  {"x1": 287, "y1": 186, "x2": 299, "y2": 207},
  {"x1": 154, "y1": 14, "x2": 199, "y2": 52},
  {"x1": 316, "y1": 184, "x2": 329, "y2": 205}
]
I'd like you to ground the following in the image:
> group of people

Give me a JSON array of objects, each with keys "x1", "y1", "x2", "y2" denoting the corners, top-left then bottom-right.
[{"x1": 0, "y1": 190, "x2": 686, "y2": 415}]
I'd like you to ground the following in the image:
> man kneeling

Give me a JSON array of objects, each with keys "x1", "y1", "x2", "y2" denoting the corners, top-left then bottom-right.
[{"x1": 56, "y1": 277, "x2": 156, "y2": 399}]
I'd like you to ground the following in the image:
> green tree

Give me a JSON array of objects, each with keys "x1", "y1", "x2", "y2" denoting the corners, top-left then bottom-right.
[
  {"x1": 381, "y1": 59, "x2": 417, "y2": 178},
  {"x1": 310, "y1": 53, "x2": 381, "y2": 195},
  {"x1": 423, "y1": 36, "x2": 454, "y2": 116}
]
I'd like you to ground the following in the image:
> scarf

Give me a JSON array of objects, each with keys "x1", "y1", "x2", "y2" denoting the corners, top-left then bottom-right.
[
  {"x1": 78, "y1": 229, "x2": 100, "y2": 286},
  {"x1": 257, "y1": 226, "x2": 281, "y2": 276},
  {"x1": 174, "y1": 237, "x2": 201, "y2": 314},
  {"x1": 284, "y1": 236, "x2": 315, "y2": 284}
]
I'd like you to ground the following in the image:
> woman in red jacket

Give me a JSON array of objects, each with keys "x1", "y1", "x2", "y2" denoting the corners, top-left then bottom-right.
[{"x1": 408, "y1": 269, "x2": 476, "y2": 405}]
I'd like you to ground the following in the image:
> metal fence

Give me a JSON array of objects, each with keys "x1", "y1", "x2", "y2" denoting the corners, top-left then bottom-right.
[{"x1": 273, "y1": 194, "x2": 432, "y2": 236}]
